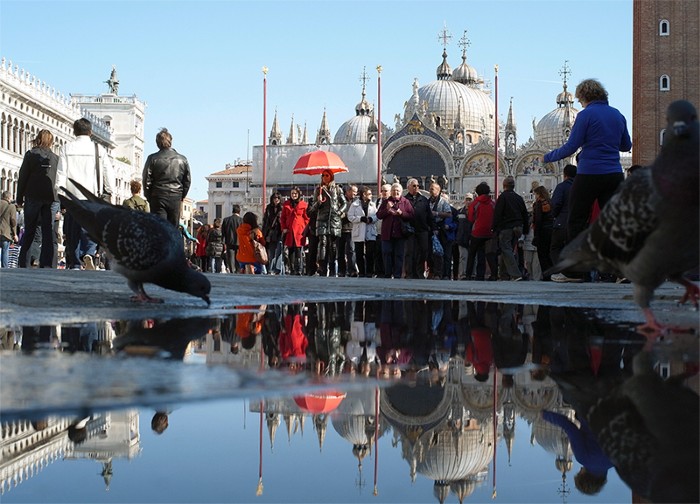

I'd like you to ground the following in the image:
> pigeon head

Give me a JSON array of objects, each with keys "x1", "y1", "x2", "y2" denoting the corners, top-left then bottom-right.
[
  {"x1": 666, "y1": 100, "x2": 697, "y2": 137},
  {"x1": 158, "y1": 267, "x2": 211, "y2": 306}
]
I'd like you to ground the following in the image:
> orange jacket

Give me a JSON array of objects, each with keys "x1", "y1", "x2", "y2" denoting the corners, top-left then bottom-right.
[{"x1": 236, "y1": 223, "x2": 265, "y2": 263}]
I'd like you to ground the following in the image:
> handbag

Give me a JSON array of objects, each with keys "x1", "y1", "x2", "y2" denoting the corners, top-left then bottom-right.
[
  {"x1": 251, "y1": 231, "x2": 268, "y2": 264},
  {"x1": 431, "y1": 234, "x2": 444, "y2": 257},
  {"x1": 401, "y1": 219, "x2": 415, "y2": 237}
]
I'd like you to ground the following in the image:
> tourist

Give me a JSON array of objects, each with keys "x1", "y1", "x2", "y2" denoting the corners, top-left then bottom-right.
[
  {"x1": 237, "y1": 211, "x2": 266, "y2": 274},
  {"x1": 465, "y1": 182, "x2": 498, "y2": 281},
  {"x1": 280, "y1": 187, "x2": 309, "y2": 275},
  {"x1": 16, "y1": 129, "x2": 60, "y2": 268},
  {"x1": 309, "y1": 169, "x2": 347, "y2": 277},
  {"x1": 142, "y1": 128, "x2": 191, "y2": 227},
  {"x1": 122, "y1": 180, "x2": 150, "y2": 212},
  {"x1": 403, "y1": 178, "x2": 433, "y2": 279},
  {"x1": 348, "y1": 186, "x2": 377, "y2": 277},
  {"x1": 543, "y1": 78, "x2": 632, "y2": 242},
  {"x1": 455, "y1": 193, "x2": 473, "y2": 280},
  {"x1": 338, "y1": 184, "x2": 359, "y2": 277},
  {"x1": 376, "y1": 182, "x2": 414, "y2": 278},
  {"x1": 493, "y1": 176, "x2": 529, "y2": 281},
  {"x1": 0, "y1": 191, "x2": 17, "y2": 268},
  {"x1": 532, "y1": 185, "x2": 554, "y2": 279},
  {"x1": 57, "y1": 118, "x2": 114, "y2": 270},
  {"x1": 262, "y1": 192, "x2": 283, "y2": 273},
  {"x1": 427, "y1": 182, "x2": 452, "y2": 279},
  {"x1": 195, "y1": 224, "x2": 210, "y2": 272},
  {"x1": 206, "y1": 217, "x2": 225, "y2": 273},
  {"x1": 222, "y1": 204, "x2": 243, "y2": 274}
]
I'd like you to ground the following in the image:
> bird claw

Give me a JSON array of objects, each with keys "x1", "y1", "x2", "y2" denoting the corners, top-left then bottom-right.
[
  {"x1": 130, "y1": 294, "x2": 164, "y2": 304},
  {"x1": 678, "y1": 281, "x2": 700, "y2": 308}
]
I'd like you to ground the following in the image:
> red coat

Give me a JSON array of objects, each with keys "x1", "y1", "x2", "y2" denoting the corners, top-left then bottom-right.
[
  {"x1": 468, "y1": 195, "x2": 495, "y2": 238},
  {"x1": 280, "y1": 198, "x2": 309, "y2": 247}
]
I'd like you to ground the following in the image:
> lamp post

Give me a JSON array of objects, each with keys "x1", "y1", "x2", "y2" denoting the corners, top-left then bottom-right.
[
  {"x1": 262, "y1": 66, "x2": 268, "y2": 213},
  {"x1": 376, "y1": 65, "x2": 383, "y2": 194},
  {"x1": 494, "y1": 64, "x2": 499, "y2": 199}
]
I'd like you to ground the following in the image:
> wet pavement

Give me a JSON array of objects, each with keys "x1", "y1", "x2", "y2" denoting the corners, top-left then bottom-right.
[
  {"x1": 1, "y1": 270, "x2": 698, "y2": 503},
  {"x1": 1, "y1": 268, "x2": 697, "y2": 327}
]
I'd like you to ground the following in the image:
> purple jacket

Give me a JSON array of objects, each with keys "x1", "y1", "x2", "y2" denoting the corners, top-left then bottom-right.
[{"x1": 376, "y1": 196, "x2": 414, "y2": 240}]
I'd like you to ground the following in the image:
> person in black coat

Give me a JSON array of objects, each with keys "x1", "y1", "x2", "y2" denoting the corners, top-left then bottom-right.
[
  {"x1": 16, "y1": 129, "x2": 60, "y2": 268},
  {"x1": 222, "y1": 204, "x2": 243, "y2": 274}
]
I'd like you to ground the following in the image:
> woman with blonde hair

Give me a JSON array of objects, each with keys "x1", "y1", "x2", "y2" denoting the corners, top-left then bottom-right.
[{"x1": 16, "y1": 129, "x2": 60, "y2": 268}]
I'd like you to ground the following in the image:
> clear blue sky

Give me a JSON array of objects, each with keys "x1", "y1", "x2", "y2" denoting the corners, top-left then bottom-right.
[{"x1": 1, "y1": 0, "x2": 632, "y2": 201}]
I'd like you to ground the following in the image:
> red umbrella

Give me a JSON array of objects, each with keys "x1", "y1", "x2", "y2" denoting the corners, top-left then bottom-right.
[
  {"x1": 294, "y1": 391, "x2": 347, "y2": 414},
  {"x1": 293, "y1": 150, "x2": 348, "y2": 176}
]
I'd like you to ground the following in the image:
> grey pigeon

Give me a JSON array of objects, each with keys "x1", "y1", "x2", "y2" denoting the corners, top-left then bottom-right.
[
  {"x1": 547, "y1": 100, "x2": 699, "y2": 332},
  {"x1": 59, "y1": 179, "x2": 211, "y2": 305}
]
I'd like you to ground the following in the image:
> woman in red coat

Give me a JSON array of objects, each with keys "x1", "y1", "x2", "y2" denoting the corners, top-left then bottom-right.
[
  {"x1": 280, "y1": 187, "x2": 309, "y2": 275},
  {"x1": 195, "y1": 224, "x2": 210, "y2": 272}
]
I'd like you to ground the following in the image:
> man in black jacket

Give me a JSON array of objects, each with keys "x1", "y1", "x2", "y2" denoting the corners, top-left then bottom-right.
[
  {"x1": 222, "y1": 204, "x2": 243, "y2": 273},
  {"x1": 404, "y1": 178, "x2": 434, "y2": 279},
  {"x1": 493, "y1": 176, "x2": 528, "y2": 281},
  {"x1": 142, "y1": 128, "x2": 191, "y2": 227}
]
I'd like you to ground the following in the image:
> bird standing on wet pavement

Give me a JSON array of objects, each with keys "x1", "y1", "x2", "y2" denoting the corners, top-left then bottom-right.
[
  {"x1": 547, "y1": 100, "x2": 699, "y2": 332},
  {"x1": 59, "y1": 178, "x2": 211, "y2": 305}
]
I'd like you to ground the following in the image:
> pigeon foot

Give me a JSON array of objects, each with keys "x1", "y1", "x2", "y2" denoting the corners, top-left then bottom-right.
[
  {"x1": 130, "y1": 293, "x2": 165, "y2": 304},
  {"x1": 677, "y1": 278, "x2": 699, "y2": 308}
]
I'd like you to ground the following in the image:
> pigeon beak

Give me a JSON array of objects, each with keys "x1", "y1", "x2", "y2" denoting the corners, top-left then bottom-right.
[{"x1": 203, "y1": 294, "x2": 211, "y2": 307}]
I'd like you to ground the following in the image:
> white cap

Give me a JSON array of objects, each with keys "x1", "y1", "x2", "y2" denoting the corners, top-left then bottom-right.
[{"x1": 465, "y1": 192, "x2": 474, "y2": 200}]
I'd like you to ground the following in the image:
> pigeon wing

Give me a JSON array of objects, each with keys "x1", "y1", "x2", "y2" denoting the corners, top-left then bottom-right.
[
  {"x1": 101, "y1": 210, "x2": 182, "y2": 271},
  {"x1": 585, "y1": 167, "x2": 659, "y2": 268}
]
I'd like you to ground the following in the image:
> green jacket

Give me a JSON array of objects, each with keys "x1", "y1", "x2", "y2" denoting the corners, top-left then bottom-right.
[{"x1": 122, "y1": 195, "x2": 150, "y2": 212}]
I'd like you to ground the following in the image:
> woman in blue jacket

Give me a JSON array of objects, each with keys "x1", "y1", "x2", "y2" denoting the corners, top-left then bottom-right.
[{"x1": 544, "y1": 79, "x2": 632, "y2": 241}]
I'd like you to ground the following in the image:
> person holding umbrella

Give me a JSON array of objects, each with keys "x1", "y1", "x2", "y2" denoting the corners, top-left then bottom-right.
[{"x1": 309, "y1": 169, "x2": 347, "y2": 276}]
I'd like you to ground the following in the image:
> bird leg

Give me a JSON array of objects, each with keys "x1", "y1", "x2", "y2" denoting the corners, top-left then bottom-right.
[
  {"x1": 129, "y1": 282, "x2": 164, "y2": 304},
  {"x1": 676, "y1": 277, "x2": 700, "y2": 308}
]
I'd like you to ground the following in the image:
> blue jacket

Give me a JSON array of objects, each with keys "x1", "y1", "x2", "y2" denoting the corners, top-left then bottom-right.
[
  {"x1": 550, "y1": 178, "x2": 574, "y2": 229},
  {"x1": 544, "y1": 100, "x2": 632, "y2": 175}
]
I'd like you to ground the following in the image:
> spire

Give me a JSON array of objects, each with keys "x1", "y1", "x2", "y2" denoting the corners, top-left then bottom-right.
[
  {"x1": 316, "y1": 108, "x2": 332, "y2": 145},
  {"x1": 266, "y1": 412, "x2": 280, "y2": 450},
  {"x1": 558, "y1": 61, "x2": 575, "y2": 140},
  {"x1": 313, "y1": 414, "x2": 328, "y2": 452},
  {"x1": 287, "y1": 114, "x2": 298, "y2": 144},
  {"x1": 454, "y1": 98, "x2": 464, "y2": 130},
  {"x1": 302, "y1": 122, "x2": 308, "y2": 144},
  {"x1": 269, "y1": 109, "x2": 282, "y2": 145},
  {"x1": 436, "y1": 23, "x2": 453, "y2": 80},
  {"x1": 506, "y1": 97, "x2": 516, "y2": 132}
]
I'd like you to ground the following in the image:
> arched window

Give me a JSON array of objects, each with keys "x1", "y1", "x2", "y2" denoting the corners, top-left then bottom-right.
[
  {"x1": 660, "y1": 75, "x2": 670, "y2": 91},
  {"x1": 659, "y1": 19, "x2": 669, "y2": 36}
]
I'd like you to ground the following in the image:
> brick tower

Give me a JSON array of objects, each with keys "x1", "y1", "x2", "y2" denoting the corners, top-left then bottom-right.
[{"x1": 633, "y1": 0, "x2": 700, "y2": 166}]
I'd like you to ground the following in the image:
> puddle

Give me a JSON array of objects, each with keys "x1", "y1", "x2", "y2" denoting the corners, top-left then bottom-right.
[{"x1": 1, "y1": 300, "x2": 698, "y2": 503}]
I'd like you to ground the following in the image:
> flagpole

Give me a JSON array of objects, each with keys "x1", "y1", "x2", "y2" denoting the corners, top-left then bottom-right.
[
  {"x1": 262, "y1": 66, "x2": 268, "y2": 213},
  {"x1": 376, "y1": 65, "x2": 383, "y2": 195},
  {"x1": 494, "y1": 64, "x2": 499, "y2": 199}
]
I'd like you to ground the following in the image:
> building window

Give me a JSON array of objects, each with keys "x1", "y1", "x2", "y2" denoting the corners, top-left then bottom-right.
[
  {"x1": 215, "y1": 204, "x2": 222, "y2": 219},
  {"x1": 659, "y1": 20, "x2": 669, "y2": 36},
  {"x1": 215, "y1": 181, "x2": 222, "y2": 188},
  {"x1": 232, "y1": 181, "x2": 240, "y2": 188},
  {"x1": 660, "y1": 75, "x2": 670, "y2": 91},
  {"x1": 659, "y1": 128, "x2": 666, "y2": 145}
]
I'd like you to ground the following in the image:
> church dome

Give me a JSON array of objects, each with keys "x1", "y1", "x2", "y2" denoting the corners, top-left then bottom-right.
[
  {"x1": 415, "y1": 50, "x2": 494, "y2": 135},
  {"x1": 334, "y1": 89, "x2": 376, "y2": 144},
  {"x1": 535, "y1": 83, "x2": 578, "y2": 151},
  {"x1": 452, "y1": 53, "x2": 479, "y2": 86}
]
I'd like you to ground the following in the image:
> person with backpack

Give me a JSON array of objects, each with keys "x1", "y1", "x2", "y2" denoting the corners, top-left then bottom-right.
[
  {"x1": 122, "y1": 180, "x2": 150, "y2": 212},
  {"x1": 206, "y1": 218, "x2": 226, "y2": 273}
]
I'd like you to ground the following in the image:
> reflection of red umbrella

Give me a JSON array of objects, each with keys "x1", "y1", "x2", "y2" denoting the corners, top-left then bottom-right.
[
  {"x1": 293, "y1": 150, "x2": 348, "y2": 176},
  {"x1": 294, "y1": 391, "x2": 347, "y2": 414}
]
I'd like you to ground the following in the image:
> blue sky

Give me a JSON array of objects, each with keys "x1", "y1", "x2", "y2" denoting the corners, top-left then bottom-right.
[{"x1": 1, "y1": 0, "x2": 632, "y2": 201}]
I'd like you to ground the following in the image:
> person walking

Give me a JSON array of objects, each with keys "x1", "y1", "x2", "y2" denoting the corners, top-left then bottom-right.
[
  {"x1": 222, "y1": 204, "x2": 243, "y2": 274},
  {"x1": 122, "y1": 180, "x2": 150, "y2": 212},
  {"x1": 57, "y1": 118, "x2": 114, "y2": 270},
  {"x1": 543, "y1": 78, "x2": 632, "y2": 242},
  {"x1": 0, "y1": 191, "x2": 18, "y2": 268},
  {"x1": 142, "y1": 128, "x2": 191, "y2": 227},
  {"x1": 16, "y1": 129, "x2": 60, "y2": 268},
  {"x1": 309, "y1": 169, "x2": 347, "y2": 277},
  {"x1": 280, "y1": 187, "x2": 309, "y2": 275},
  {"x1": 466, "y1": 182, "x2": 498, "y2": 281},
  {"x1": 492, "y1": 176, "x2": 528, "y2": 281},
  {"x1": 262, "y1": 192, "x2": 283, "y2": 274}
]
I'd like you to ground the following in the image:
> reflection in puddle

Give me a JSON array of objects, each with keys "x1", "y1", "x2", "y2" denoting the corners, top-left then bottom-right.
[{"x1": 1, "y1": 301, "x2": 698, "y2": 502}]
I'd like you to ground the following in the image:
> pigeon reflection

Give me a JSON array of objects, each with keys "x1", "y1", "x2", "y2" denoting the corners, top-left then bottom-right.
[{"x1": 113, "y1": 317, "x2": 218, "y2": 360}]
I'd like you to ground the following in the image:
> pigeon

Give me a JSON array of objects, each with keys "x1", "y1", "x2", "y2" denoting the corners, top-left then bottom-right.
[
  {"x1": 59, "y1": 179, "x2": 211, "y2": 305},
  {"x1": 547, "y1": 100, "x2": 699, "y2": 332}
]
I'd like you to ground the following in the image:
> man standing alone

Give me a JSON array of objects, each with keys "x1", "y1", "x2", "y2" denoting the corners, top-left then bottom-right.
[
  {"x1": 58, "y1": 118, "x2": 114, "y2": 270},
  {"x1": 142, "y1": 128, "x2": 191, "y2": 227},
  {"x1": 492, "y1": 176, "x2": 528, "y2": 281}
]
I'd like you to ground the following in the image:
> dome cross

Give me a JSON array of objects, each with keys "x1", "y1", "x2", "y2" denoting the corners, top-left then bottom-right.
[{"x1": 438, "y1": 22, "x2": 452, "y2": 50}]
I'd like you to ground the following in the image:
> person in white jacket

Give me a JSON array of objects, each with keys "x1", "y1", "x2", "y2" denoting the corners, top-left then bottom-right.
[
  {"x1": 347, "y1": 186, "x2": 378, "y2": 277},
  {"x1": 57, "y1": 118, "x2": 114, "y2": 270}
]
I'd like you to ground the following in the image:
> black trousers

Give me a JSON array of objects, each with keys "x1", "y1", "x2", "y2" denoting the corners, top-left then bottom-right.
[{"x1": 567, "y1": 172, "x2": 624, "y2": 241}]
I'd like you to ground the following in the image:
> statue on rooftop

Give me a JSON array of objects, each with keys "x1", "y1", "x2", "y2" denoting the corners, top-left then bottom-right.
[{"x1": 105, "y1": 66, "x2": 119, "y2": 94}]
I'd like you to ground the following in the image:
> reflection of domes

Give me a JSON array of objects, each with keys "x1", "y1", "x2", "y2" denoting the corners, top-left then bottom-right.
[
  {"x1": 535, "y1": 83, "x2": 579, "y2": 151},
  {"x1": 416, "y1": 423, "x2": 494, "y2": 481},
  {"x1": 532, "y1": 411, "x2": 575, "y2": 462}
]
